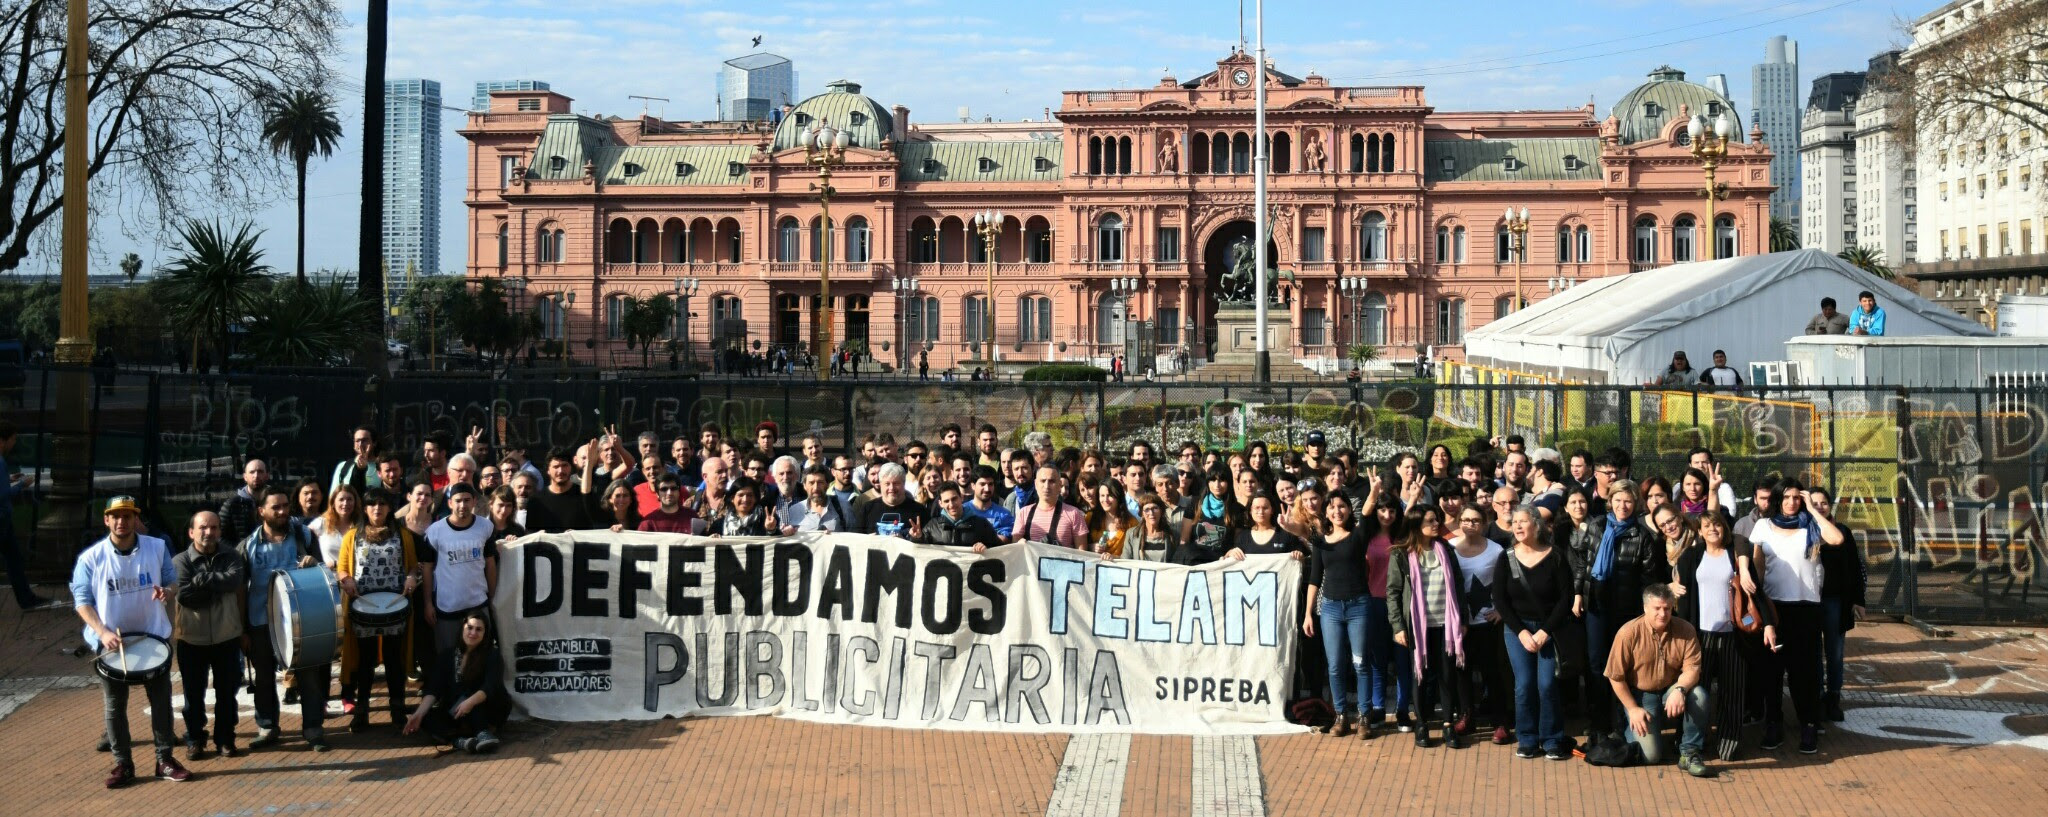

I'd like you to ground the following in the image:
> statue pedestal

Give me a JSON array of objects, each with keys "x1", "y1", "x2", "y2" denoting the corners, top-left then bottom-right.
[{"x1": 1211, "y1": 304, "x2": 1291, "y2": 366}]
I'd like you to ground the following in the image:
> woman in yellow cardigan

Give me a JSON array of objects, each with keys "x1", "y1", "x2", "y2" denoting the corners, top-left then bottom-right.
[{"x1": 337, "y1": 488, "x2": 424, "y2": 733}]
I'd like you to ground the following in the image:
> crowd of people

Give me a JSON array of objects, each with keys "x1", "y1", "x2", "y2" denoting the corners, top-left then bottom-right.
[
  {"x1": 24, "y1": 410, "x2": 1869, "y2": 788},
  {"x1": 1651, "y1": 291, "x2": 1890, "y2": 387}
]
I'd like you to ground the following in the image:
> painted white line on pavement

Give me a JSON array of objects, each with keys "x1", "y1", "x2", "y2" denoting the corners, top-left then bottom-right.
[
  {"x1": 1045, "y1": 733, "x2": 1132, "y2": 817},
  {"x1": 1191, "y1": 735, "x2": 1266, "y2": 817}
]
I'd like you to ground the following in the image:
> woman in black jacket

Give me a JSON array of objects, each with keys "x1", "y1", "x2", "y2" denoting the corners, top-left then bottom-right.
[
  {"x1": 403, "y1": 612, "x2": 509, "y2": 754},
  {"x1": 1671, "y1": 511, "x2": 1775, "y2": 761},
  {"x1": 1170, "y1": 468, "x2": 1240, "y2": 565},
  {"x1": 1808, "y1": 488, "x2": 1864, "y2": 723},
  {"x1": 1495, "y1": 507, "x2": 1576, "y2": 760},
  {"x1": 1568, "y1": 483, "x2": 1666, "y2": 744}
]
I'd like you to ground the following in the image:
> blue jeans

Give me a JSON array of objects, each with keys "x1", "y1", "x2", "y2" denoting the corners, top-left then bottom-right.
[
  {"x1": 1503, "y1": 628, "x2": 1565, "y2": 752},
  {"x1": 1630, "y1": 686, "x2": 1710, "y2": 763},
  {"x1": 1821, "y1": 597, "x2": 1849, "y2": 696},
  {"x1": 1319, "y1": 597, "x2": 1372, "y2": 714},
  {"x1": 1363, "y1": 596, "x2": 1412, "y2": 714}
]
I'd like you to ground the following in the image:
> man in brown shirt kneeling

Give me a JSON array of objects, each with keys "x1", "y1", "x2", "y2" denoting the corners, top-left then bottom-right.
[{"x1": 1604, "y1": 583, "x2": 1713, "y2": 777}]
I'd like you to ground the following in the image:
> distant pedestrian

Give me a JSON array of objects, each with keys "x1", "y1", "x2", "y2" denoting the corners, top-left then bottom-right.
[
  {"x1": 1698, "y1": 350, "x2": 1743, "y2": 388},
  {"x1": 1805, "y1": 297, "x2": 1848, "y2": 335}
]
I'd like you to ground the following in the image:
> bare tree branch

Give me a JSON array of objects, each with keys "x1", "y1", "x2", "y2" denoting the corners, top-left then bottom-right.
[{"x1": 1883, "y1": 1, "x2": 2048, "y2": 152}]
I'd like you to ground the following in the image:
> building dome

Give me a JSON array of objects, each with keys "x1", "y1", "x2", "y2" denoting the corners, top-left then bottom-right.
[
  {"x1": 1611, "y1": 66, "x2": 1743, "y2": 145},
  {"x1": 771, "y1": 80, "x2": 894, "y2": 151}
]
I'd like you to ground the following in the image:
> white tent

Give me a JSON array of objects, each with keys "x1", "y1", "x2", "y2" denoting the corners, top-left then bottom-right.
[{"x1": 1462, "y1": 249, "x2": 1990, "y2": 384}]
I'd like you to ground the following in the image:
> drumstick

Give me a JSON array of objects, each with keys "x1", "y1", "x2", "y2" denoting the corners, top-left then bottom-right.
[{"x1": 114, "y1": 627, "x2": 125, "y2": 669}]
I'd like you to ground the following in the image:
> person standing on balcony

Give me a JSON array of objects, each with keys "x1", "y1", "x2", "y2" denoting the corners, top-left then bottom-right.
[{"x1": 1848, "y1": 291, "x2": 1886, "y2": 336}]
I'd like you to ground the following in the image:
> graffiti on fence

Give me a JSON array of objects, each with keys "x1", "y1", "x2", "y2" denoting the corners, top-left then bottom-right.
[{"x1": 385, "y1": 390, "x2": 785, "y2": 457}]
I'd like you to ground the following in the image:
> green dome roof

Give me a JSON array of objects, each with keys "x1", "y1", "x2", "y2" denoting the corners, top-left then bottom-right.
[
  {"x1": 771, "y1": 80, "x2": 893, "y2": 151},
  {"x1": 1611, "y1": 66, "x2": 1743, "y2": 146}
]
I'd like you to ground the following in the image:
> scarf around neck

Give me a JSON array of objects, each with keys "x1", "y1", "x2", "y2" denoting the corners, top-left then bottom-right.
[
  {"x1": 1591, "y1": 513, "x2": 1629, "y2": 582},
  {"x1": 1405, "y1": 540, "x2": 1466, "y2": 678},
  {"x1": 1201, "y1": 494, "x2": 1228, "y2": 521}
]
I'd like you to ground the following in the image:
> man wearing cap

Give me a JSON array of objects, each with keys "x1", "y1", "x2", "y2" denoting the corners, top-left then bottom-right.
[
  {"x1": 1303, "y1": 431, "x2": 1329, "y2": 471},
  {"x1": 240, "y1": 486, "x2": 327, "y2": 751},
  {"x1": 422, "y1": 483, "x2": 499, "y2": 653},
  {"x1": 72, "y1": 496, "x2": 192, "y2": 786}
]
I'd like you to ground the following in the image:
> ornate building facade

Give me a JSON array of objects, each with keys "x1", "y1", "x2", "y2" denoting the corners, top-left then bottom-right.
[{"x1": 461, "y1": 53, "x2": 1776, "y2": 372}]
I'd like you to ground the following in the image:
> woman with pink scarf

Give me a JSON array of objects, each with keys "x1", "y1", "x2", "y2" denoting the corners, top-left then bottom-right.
[{"x1": 1384, "y1": 504, "x2": 1472, "y2": 749}]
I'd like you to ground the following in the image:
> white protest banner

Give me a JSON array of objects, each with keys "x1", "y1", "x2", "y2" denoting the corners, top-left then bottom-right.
[{"x1": 490, "y1": 531, "x2": 1306, "y2": 735}]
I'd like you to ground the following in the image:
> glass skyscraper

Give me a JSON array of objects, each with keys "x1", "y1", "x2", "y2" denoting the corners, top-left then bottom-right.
[
  {"x1": 473, "y1": 79, "x2": 549, "y2": 111},
  {"x1": 384, "y1": 78, "x2": 441, "y2": 307},
  {"x1": 1751, "y1": 36, "x2": 1800, "y2": 227},
  {"x1": 719, "y1": 54, "x2": 796, "y2": 122}
]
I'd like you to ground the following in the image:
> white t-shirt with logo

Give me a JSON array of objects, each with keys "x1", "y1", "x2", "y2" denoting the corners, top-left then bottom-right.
[
  {"x1": 426, "y1": 516, "x2": 497, "y2": 613},
  {"x1": 71, "y1": 535, "x2": 174, "y2": 646}
]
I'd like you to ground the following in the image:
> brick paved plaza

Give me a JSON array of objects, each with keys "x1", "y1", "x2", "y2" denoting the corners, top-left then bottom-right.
[{"x1": 4, "y1": 599, "x2": 2045, "y2": 817}]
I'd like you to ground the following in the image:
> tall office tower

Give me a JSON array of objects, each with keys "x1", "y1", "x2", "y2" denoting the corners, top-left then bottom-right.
[
  {"x1": 1752, "y1": 35, "x2": 1801, "y2": 227},
  {"x1": 1799, "y1": 71, "x2": 1866, "y2": 254},
  {"x1": 473, "y1": 79, "x2": 549, "y2": 111},
  {"x1": 384, "y1": 78, "x2": 441, "y2": 308},
  {"x1": 719, "y1": 53, "x2": 797, "y2": 122}
]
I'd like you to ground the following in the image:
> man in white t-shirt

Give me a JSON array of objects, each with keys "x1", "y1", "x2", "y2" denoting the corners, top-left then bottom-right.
[
  {"x1": 1698, "y1": 350, "x2": 1744, "y2": 388},
  {"x1": 71, "y1": 496, "x2": 191, "y2": 787},
  {"x1": 423, "y1": 483, "x2": 498, "y2": 652}
]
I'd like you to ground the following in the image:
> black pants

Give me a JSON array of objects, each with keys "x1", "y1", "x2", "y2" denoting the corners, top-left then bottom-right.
[
  {"x1": 352, "y1": 629, "x2": 407, "y2": 718},
  {"x1": 424, "y1": 695, "x2": 510, "y2": 742},
  {"x1": 1460, "y1": 622, "x2": 1512, "y2": 727},
  {"x1": 1411, "y1": 626, "x2": 1464, "y2": 725},
  {"x1": 99, "y1": 661, "x2": 176, "y2": 767},
  {"x1": 1762, "y1": 601, "x2": 1825, "y2": 728},
  {"x1": 246, "y1": 625, "x2": 332, "y2": 738},
  {"x1": 175, "y1": 640, "x2": 241, "y2": 747}
]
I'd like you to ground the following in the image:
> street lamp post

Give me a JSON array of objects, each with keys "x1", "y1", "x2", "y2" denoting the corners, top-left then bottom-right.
[
  {"x1": 891, "y1": 274, "x2": 920, "y2": 374},
  {"x1": 674, "y1": 277, "x2": 700, "y2": 367},
  {"x1": 972, "y1": 209, "x2": 1005, "y2": 367},
  {"x1": 558, "y1": 290, "x2": 575, "y2": 372},
  {"x1": 800, "y1": 120, "x2": 851, "y2": 380},
  {"x1": 1503, "y1": 207, "x2": 1530, "y2": 313},
  {"x1": 1339, "y1": 276, "x2": 1368, "y2": 369},
  {"x1": 1686, "y1": 112, "x2": 1734, "y2": 261},
  {"x1": 1108, "y1": 276, "x2": 1138, "y2": 369}
]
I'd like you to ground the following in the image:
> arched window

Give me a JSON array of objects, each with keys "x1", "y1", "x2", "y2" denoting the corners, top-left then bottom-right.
[
  {"x1": 1097, "y1": 294, "x2": 1130, "y2": 344},
  {"x1": 1026, "y1": 218, "x2": 1053, "y2": 263},
  {"x1": 1349, "y1": 132, "x2": 1365, "y2": 173},
  {"x1": 1436, "y1": 298, "x2": 1465, "y2": 345},
  {"x1": 912, "y1": 218, "x2": 938, "y2": 263},
  {"x1": 726, "y1": 228, "x2": 743, "y2": 263},
  {"x1": 1715, "y1": 215, "x2": 1738, "y2": 259},
  {"x1": 1576, "y1": 225, "x2": 1592, "y2": 262},
  {"x1": 777, "y1": 217, "x2": 801, "y2": 262},
  {"x1": 712, "y1": 295, "x2": 743, "y2": 325},
  {"x1": 1361, "y1": 291, "x2": 1387, "y2": 346},
  {"x1": 1272, "y1": 132, "x2": 1292, "y2": 173},
  {"x1": 1019, "y1": 295, "x2": 1053, "y2": 342},
  {"x1": 606, "y1": 219, "x2": 633, "y2": 264},
  {"x1": 1379, "y1": 132, "x2": 1394, "y2": 173},
  {"x1": 537, "y1": 227, "x2": 564, "y2": 263},
  {"x1": 809, "y1": 216, "x2": 833, "y2": 263},
  {"x1": 846, "y1": 216, "x2": 871, "y2": 263},
  {"x1": 1556, "y1": 226, "x2": 1572, "y2": 263},
  {"x1": 1453, "y1": 226, "x2": 1468, "y2": 263},
  {"x1": 605, "y1": 294, "x2": 627, "y2": 340},
  {"x1": 1495, "y1": 294, "x2": 1515, "y2": 320},
  {"x1": 1118, "y1": 136, "x2": 1133, "y2": 175},
  {"x1": 1360, "y1": 212, "x2": 1387, "y2": 261},
  {"x1": 1087, "y1": 136, "x2": 1103, "y2": 175},
  {"x1": 1496, "y1": 224, "x2": 1514, "y2": 263},
  {"x1": 1231, "y1": 132, "x2": 1251, "y2": 174},
  {"x1": 1210, "y1": 132, "x2": 1228, "y2": 176},
  {"x1": 1672, "y1": 215, "x2": 1696, "y2": 262},
  {"x1": 1096, "y1": 214, "x2": 1125, "y2": 263},
  {"x1": 1192, "y1": 133, "x2": 1211, "y2": 174},
  {"x1": 1633, "y1": 216, "x2": 1659, "y2": 263},
  {"x1": 1366, "y1": 133, "x2": 1382, "y2": 173},
  {"x1": 496, "y1": 223, "x2": 508, "y2": 268},
  {"x1": 1436, "y1": 225, "x2": 1451, "y2": 263}
]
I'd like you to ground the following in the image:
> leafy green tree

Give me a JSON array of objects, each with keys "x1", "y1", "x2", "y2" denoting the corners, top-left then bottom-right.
[
  {"x1": 241, "y1": 278, "x2": 378, "y2": 366},
  {"x1": 620, "y1": 295, "x2": 678, "y2": 368},
  {"x1": 159, "y1": 221, "x2": 270, "y2": 370},
  {"x1": 119, "y1": 252, "x2": 142, "y2": 282},
  {"x1": 260, "y1": 89, "x2": 344, "y2": 284},
  {"x1": 1347, "y1": 343, "x2": 1380, "y2": 371},
  {"x1": 1837, "y1": 245, "x2": 1894, "y2": 280}
]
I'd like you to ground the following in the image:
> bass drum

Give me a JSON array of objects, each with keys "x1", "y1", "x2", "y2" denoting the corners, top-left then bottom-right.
[{"x1": 268, "y1": 565, "x2": 343, "y2": 669}]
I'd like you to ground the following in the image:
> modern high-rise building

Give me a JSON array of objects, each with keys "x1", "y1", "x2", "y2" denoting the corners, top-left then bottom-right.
[
  {"x1": 1752, "y1": 35, "x2": 1801, "y2": 227},
  {"x1": 473, "y1": 79, "x2": 549, "y2": 111},
  {"x1": 1798, "y1": 71, "x2": 1865, "y2": 254},
  {"x1": 1853, "y1": 51, "x2": 1914, "y2": 268},
  {"x1": 718, "y1": 53, "x2": 796, "y2": 122},
  {"x1": 383, "y1": 78, "x2": 441, "y2": 306}
]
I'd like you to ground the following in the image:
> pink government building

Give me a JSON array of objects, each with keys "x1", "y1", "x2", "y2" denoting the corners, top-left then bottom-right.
[{"x1": 460, "y1": 53, "x2": 1775, "y2": 373}]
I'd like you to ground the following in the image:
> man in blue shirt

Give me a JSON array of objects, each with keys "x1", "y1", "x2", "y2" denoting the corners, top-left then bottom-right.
[
  {"x1": 965, "y1": 467, "x2": 1015, "y2": 543},
  {"x1": 239, "y1": 487, "x2": 326, "y2": 751},
  {"x1": 1849, "y1": 290, "x2": 1886, "y2": 336},
  {"x1": 1, "y1": 419, "x2": 65, "y2": 610}
]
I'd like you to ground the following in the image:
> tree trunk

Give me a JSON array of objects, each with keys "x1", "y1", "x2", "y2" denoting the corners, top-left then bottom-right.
[
  {"x1": 357, "y1": 0, "x2": 390, "y2": 372},
  {"x1": 295, "y1": 156, "x2": 308, "y2": 284}
]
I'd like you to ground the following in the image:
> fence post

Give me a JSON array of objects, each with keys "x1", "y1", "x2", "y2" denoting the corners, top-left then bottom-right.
[
  {"x1": 1094, "y1": 381, "x2": 1106, "y2": 449},
  {"x1": 840, "y1": 383, "x2": 855, "y2": 457},
  {"x1": 141, "y1": 374, "x2": 161, "y2": 509},
  {"x1": 1895, "y1": 388, "x2": 1918, "y2": 622},
  {"x1": 1618, "y1": 386, "x2": 1635, "y2": 454},
  {"x1": 1483, "y1": 387, "x2": 1495, "y2": 440}
]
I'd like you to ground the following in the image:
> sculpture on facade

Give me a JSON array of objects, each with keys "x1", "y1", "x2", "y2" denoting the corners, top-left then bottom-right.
[
  {"x1": 1217, "y1": 233, "x2": 1293, "y2": 305},
  {"x1": 1158, "y1": 133, "x2": 1179, "y2": 173},
  {"x1": 1303, "y1": 132, "x2": 1327, "y2": 172}
]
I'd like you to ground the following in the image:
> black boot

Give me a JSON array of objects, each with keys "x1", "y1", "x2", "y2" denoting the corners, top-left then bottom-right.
[
  {"x1": 1823, "y1": 692, "x2": 1846, "y2": 723},
  {"x1": 1414, "y1": 720, "x2": 1435, "y2": 748},
  {"x1": 1443, "y1": 722, "x2": 1463, "y2": 750}
]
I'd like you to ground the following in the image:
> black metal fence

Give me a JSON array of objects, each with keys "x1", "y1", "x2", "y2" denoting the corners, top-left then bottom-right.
[{"x1": 4, "y1": 366, "x2": 2044, "y2": 626}]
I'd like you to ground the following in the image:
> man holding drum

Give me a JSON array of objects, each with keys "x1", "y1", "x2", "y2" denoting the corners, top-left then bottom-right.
[
  {"x1": 241, "y1": 487, "x2": 330, "y2": 752},
  {"x1": 172, "y1": 511, "x2": 247, "y2": 760},
  {"x1": 70, "y1": 496, "x2": 192, "y2": 787}
]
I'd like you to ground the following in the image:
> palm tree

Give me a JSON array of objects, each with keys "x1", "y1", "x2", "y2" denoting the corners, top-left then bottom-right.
[
  {"x1": 260, "y1": 89, "x2": 344, "y2": 284},
  {"x1": 118, "y1": 252, "x2": 142, "y2": 282},
  {"x1": 1769, "y1": 217, "x2": 1800, "y2": 252},
  {"x1": 159, "y1": 221, "x2": 270, "y2": 370},
  {"x1": 1838, "y1": 245, "x2": 1894, "y2": 279},
  {"x1": 242, "y1": 278, "x2": 379, "y2": 366},
  {"x1": 1346, "y1": 343, "x2": 1379, "y2": 372}
]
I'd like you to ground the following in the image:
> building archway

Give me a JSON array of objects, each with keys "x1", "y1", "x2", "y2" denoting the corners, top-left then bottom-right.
[{"x1": 1200, "y1": 219, "x2": 1278, "y2": 361}]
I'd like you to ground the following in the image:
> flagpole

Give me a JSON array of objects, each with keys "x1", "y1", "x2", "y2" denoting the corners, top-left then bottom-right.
[{"x1": 1252, "y1": 0, "x2": 1269, "y2": 382}]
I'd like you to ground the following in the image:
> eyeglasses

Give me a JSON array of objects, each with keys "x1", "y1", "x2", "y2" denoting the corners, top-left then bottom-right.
[{"x1": 658, "y1": 486, "x2": 680, "y2": 493}]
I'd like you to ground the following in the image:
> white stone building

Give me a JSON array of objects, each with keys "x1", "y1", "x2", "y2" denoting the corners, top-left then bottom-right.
[{"x1": 1800, "y1": 72, "x2": 1865, "y2": 254}]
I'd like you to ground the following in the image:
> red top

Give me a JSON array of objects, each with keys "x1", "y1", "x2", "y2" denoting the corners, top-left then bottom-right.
[{"x1": 639, "y1": 507, "x2": 696, "y2": 534}]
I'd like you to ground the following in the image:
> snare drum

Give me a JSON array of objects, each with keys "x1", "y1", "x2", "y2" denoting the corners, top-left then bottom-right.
[
  {"x1": 94, "y1": 633, "x2": 172, "y2": 685},
  {"x1": 350, "y1": 592, "x2": 410, "y2": 635},
  {"x1": 269, "y1": 566, "x2": 343, "y2": 669}
]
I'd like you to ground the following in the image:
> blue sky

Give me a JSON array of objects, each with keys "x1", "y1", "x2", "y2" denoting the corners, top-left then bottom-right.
[{"x1": 55, "y1": 0, "x2": 1939, "y2": 277}]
